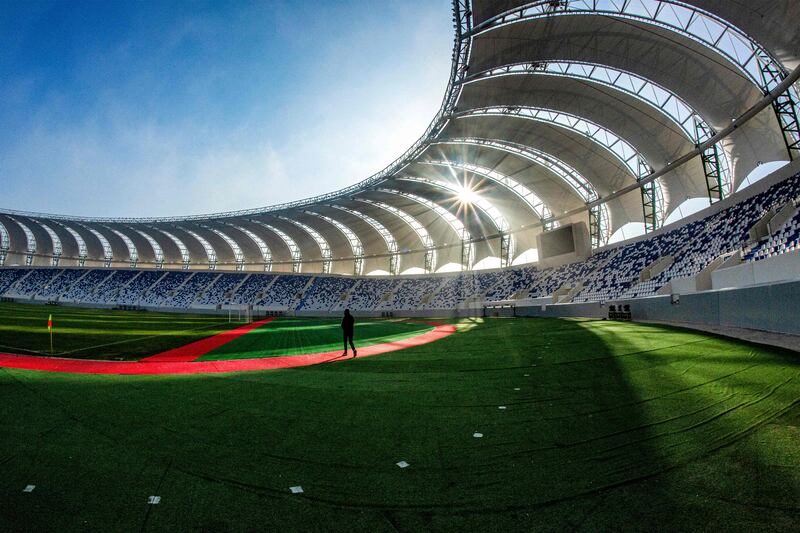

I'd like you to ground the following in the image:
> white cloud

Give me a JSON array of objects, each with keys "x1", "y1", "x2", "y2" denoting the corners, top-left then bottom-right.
[{"x1": 0, "y1": 1, "x2": 453, "y2": 218}]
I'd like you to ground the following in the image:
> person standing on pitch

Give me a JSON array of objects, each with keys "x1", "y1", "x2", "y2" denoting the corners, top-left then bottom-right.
[{"x1": 341, "y1": 309, "x2": 356, "y2": 358}]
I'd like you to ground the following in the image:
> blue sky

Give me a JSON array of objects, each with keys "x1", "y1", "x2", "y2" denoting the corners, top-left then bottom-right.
[{"x1": 0, "y1": 0, "x2": 453, "y2": 217}]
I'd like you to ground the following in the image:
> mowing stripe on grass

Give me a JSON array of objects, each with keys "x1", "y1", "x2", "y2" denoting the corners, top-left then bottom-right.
[
  {"x1": 0, "y1": 321, "x2": 456, "y2": 374},
  {"x1": 140, "y1": 317, "x2": 277, "y2": 362}
]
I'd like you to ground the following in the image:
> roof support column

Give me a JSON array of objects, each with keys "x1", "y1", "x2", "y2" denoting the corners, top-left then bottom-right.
[
  {"x1": 460, "y1": 229, "x2": 473, "y2": 271},
  {"x1": 639, "y1": 160, "x2": 658, "y2": 234},
  {"x1": 694, "y1": 119, "x2": 725, "y2": 203},
  {"x1": 758, "y1": 52, "x2": 800, "y2": 161},
  {"x1": 499, "y1": 232, "x2": 512, "y2": 269},
  {"x1": 769, "y1": 83, "x2": 800, "y2": 161},
  {"x1": 589, "y1": 206, "x2": 602, "y2": 249}
]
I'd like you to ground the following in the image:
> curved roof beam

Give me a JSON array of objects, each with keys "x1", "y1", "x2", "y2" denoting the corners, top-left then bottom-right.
[
  {"x1": 103, "y1": 226, "x2": 138, "y2": 265},
  {"x1": 73, "y1": 223, "x2": 113, "y2": 265},
  {"x1": 421, "y1": 159, "x2": 555, "y2": 223},
  {"x1": 0, "y1": 220, "x2": 8, "y2": 266},
  {"x1": 179, "y1": 227, "x2": 218, "y2": 268},
  {"x1": 249, "y1": 220, "x2": 302, "y2": 272},
  {"x1": 0, "y1": 220, "x2": 9, "y2": 250},
  {"x1": 355, "y1": 198, "x2": 437, "y2": 273},
  {"x1": 222, "y1": 223, "x2": 272, "y2": 270},
  {"x1": 131, "y1": 228, "x2": 164, "y2": 266},
  {"x1": 453, "y1": 106, "x2": 667, "y2": 223},
  {"x1": 470, "y1": 1, "x2": 796, "y2": 98},
  {"x1": 376, "y1": 188, "x2": 474, "y2": 270},
  {"x1": 80, "y1": 226, "x2": 111, "y2": 263},
  {"x1": 150, "y1": 227, "x2": 190, "y2": 267},
  {"x1": 9, "y1": 217, "x2": 37, "y2": 257},
  {"x1": 303, "y1": 211, "x2": 364, "y2": 275},
  {"x1": 397, "y1": 175, "x2": 515, "y2": 261},
  {"x1": 202, "y1": 226, "x2": 245, "y2": 269},
  {"x1": 435, "y1": 137, "x2": 596, "y2": 200},
  {"x1": 469, "y1": 0, "x2": 800, "y2": 155},
  {"x1": 329, "y1": 205, "x2": 400, "y2": 275},
  {"x1": 461, "y1": 60, "x2": 733, "y2": 194},
  {"x1": 276, "y1": 216, "x2": 333, "y2": 274},
  {"x1": 39, "y1": 222, "x2": 63, "y2": 265},
  {"x1": 376, "y1": 188, "x2": 471, "y2": 242},
  {"x1": 433, "y1": 137, "x2": 611, "y2": 242},
  {"x1": 54, "y1": 222, "x2": 88, "y2": 262}
]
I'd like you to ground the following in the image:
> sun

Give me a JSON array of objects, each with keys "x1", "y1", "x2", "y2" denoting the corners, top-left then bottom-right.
[{"x1": 457, "y1": 184, "x2": 480, "y2": 205}]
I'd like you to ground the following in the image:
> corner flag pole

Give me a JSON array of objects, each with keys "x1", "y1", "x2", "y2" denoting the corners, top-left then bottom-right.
[{"x1": 48, "y1": 314, "x2": 53, "y2": 354}]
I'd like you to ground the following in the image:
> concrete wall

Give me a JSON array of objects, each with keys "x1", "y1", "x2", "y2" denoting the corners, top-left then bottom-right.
[
  {"x1": 517, "y1": 280, "x2": 800, "y2": 337},
  {"x1": 712, "y1": 252, "x2": 800, "y2": 290}
]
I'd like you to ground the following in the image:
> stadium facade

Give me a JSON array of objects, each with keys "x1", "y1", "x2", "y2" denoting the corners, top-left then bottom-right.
[{"x1": 1, "y1": 1, "x2": 799, "y2": 331}]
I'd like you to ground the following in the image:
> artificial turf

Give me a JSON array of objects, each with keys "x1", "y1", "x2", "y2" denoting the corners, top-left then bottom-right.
[
  {"x1": 0, "y1": 302, "x2": 245, "y2": 360},
  {"x1": 0, "y1": 313, "x2": 799, "y2": 531},
  {"x1": 199, "y1": 317, "x2": 434, "y2": 360}
]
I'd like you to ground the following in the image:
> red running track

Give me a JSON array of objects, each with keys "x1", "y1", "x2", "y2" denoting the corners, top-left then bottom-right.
[
  {"x1": 0, "y1": 321, "x2": 456, "y2": 375},
  {"x1": 140, "y1": 317, "x2": 277, "y2": 362}
]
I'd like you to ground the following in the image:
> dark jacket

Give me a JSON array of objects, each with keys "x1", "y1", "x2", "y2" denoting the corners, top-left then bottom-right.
[{"x1": 341, "y1": 314, "x2": 355, "y2": 335}]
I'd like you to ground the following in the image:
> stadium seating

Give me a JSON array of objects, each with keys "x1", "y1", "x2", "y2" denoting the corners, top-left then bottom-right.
[
  {"x1": 84, "y1": 270, "x2": 141, "y2": 303},
  {"x1": 344, "y1": 278, "x2": 399, "y2": 311},
  {"x1": 2, "y1": 172, "x2": 799, "y2": 311},
  {"x1": 195, "y1": 273, "x2": 247, "y2": 306},
  {"x1": 61, "y1": 270, "x2": 115, "y2": 302},
  {"x1": 117, "y1": 270, "x2": 165, "y2": 305},
  {"x1": 159, "y1": 272, "x2": 218, "y2": 308},
  {"x1": 35, "y1": 269, "x2": 86, "y2": 300},
  {"x1": 139, "y1": 272, "x2": 193, "y2": 307},
  {"x1": 6, "y1": 269, "x2": 61, "y2": 298},
  {"x1": 256, "y1": 275, "x2": 310, "y2": 308},
  {"x1": 229, "y1": 274, "x2": 276, "y2": 305},
  {"x1": 0, "y1": 268, "x2": 29, "y2": 295},
  {"x1": 297, "y1": 276, "x2": 357, "y2": 311},
  {"x1": 744, "y1": 207, "x2": 800, "y2": 262}
]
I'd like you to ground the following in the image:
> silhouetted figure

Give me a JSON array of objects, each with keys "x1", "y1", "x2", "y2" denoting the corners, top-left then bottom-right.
[{"x1": 341, "y1": 309, "x2": 356, "y2": 357}]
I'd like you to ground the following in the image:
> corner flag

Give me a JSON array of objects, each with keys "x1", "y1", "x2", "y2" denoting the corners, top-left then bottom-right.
[{"x1": 48, "y1": 314, "x2": 54, "y2": 354}]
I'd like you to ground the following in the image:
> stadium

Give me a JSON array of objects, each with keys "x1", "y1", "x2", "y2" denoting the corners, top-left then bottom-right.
[{"x1": 1, "y1": 1, "x2": 799, "y2": 530}]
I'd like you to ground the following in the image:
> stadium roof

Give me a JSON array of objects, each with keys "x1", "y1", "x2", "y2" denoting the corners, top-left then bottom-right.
[{"x1": 2, "y1": 0, "x2": 800, "y2": 274}]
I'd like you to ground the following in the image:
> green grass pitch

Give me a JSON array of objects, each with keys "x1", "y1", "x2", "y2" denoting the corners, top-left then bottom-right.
[
  {"x1": 0, "y1": 303, "x2": 799, "y2": 531},
  {"x1": 0, "y1": 302, "x2": 239, "y2": 360},
  {"x1": 199, "y1": 317, "x2": 434, "y2": 360}
]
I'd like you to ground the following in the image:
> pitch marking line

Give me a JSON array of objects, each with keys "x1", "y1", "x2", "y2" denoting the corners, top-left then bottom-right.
[{"x1": 0, "y1": 321, "x2": 456, "y2": 375}]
